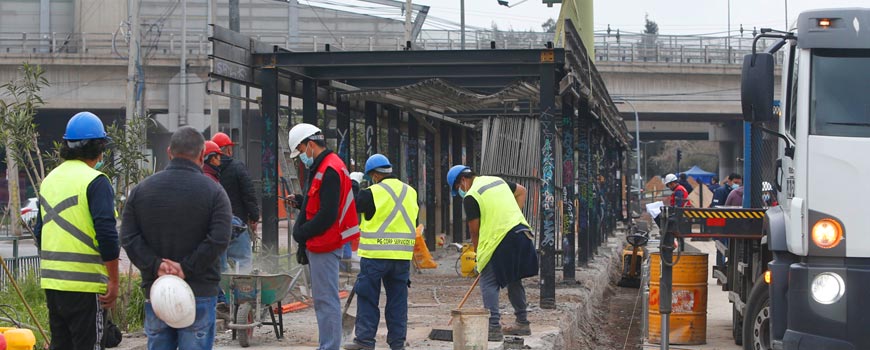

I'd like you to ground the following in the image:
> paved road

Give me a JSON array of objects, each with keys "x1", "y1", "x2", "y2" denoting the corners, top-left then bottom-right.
[{"x1": 0, "y1": 237, "x2": 38, "y2": 259}]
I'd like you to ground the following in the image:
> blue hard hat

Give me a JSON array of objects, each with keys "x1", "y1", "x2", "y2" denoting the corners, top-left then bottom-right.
[
  {"x1": 446, "y1": 165, "x2": 471, "y2": 196},
  {"x1": 365, "y1": 154, "x2": 392, "y2": 174},
  {"x1": 63, "y1": 112, "x2": 107, "y2": 140}
]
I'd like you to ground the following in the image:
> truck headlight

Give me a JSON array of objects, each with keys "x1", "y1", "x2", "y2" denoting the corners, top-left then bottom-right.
[{"x1": 811, "y1": 272, "x2": 845, "y2": 305}]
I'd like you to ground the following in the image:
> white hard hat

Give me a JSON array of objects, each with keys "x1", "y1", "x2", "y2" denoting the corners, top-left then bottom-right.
[
  {"x1": 349, "y1": 172, "x2": 364, "y2": 184},
  {"x1": 762, "y1": 181, "x2": 773, "y2": 192},
  {"x1": 664, "y1": 174, "x2": 678, "y2": 184},
  {"x1": 287, "y1": 123, "x2": 323, "y2": 158},
  {"x1": 150, "y1": 275, "x2": 196, "y2": 328}
]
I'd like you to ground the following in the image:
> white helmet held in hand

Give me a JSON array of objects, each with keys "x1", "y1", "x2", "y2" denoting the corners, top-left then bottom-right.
[
  {"x1": 664, "y1": 174, "x2": 678, "y2": 184},
  {"x1": 349, "y1": 172, "x2": 364, "y2": 184},
  {"x1": 287, "y1": 123, "x2": 323, "y2": 158},
  {"x1": 150, "y1": 275, "x2": 196, "y2": 328}
]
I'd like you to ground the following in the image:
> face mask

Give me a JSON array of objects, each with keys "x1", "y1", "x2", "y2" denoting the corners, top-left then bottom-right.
[
  {"x1": 299, "y1": 146, "x2": 314, "y2": 168},
  {"x1": 95, "y1": 160, "x2": 104, "y2": 170},
  {"x1": 732, "y1": 184, "x2": 740, "y2": 190},
  {"x1": 458, "y1": 189, "x2": 467, "y2": 198},
  {"x1": 763, "y1": 194, "x2": 771, "y2": 202}
]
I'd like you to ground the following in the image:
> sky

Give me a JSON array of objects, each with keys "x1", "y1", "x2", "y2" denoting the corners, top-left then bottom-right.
[{"x1": 311, "y1": 0, "x2": 870, "y2": 35}]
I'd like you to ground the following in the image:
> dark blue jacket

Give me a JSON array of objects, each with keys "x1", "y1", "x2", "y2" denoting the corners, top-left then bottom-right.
[{"x1": 712, "y1": 185, "x2": 732, "y2": 206}]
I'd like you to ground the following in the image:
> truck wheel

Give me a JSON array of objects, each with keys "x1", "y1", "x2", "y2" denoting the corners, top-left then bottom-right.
[
  {"x1": 742, "y1": 281, "x2": 771, "y2": 350},
  {"x1": 733, "y1": 304, "x2": 743, "y2": 345}
]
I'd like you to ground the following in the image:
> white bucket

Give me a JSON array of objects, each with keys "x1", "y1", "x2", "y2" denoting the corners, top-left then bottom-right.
[{"x1": 451, "y1": 308, "x2": 489, "y2": 350}]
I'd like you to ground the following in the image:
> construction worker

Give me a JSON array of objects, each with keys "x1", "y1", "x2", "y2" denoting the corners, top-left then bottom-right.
[
  {"x1": 288, "y1": 123, "x2": 360, "y2": 350},
  {"x1": 211, "y1": 132, "x2": 259, "y2": 250},
  {"x1": 202, "y1": 140, "x2": 222, "y2": 183},
  {"x1": 664, "y1": 173, "x2": 691, "y2": 207},
  {"x1": 33, "y1": 111, "x2": 119, "y2": 350},
  {"x1": 122, "y1": 126, "x2": 232, "y2": 350},
  {"x1": 446, "y1": 165, "x2": 538, "y2": 342},
  {"x1": 344, "y1": 154, "x2": 418, "y2": 350}
]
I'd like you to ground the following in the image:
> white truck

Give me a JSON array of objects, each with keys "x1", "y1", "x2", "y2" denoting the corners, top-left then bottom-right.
[{"x1": 740, "y1": 7, "x2": 870, "y2": 350}]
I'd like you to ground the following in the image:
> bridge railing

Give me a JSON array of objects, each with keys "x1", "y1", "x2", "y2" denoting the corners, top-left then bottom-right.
[{"x1": 1, "y1": 29, "x2": 783, "y2": 65}]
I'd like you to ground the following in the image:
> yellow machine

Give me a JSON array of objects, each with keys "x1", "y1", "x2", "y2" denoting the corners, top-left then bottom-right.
[{"x1": 617, "y1": 225, "x2": 650, "y2": 288}]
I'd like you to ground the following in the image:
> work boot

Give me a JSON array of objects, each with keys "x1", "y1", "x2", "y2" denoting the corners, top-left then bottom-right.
[
  {"x1": 343, "y1": 342, "x2": 374, "y2": 350},
  {"x1": 488, "y1": 327, "x2": 504, "y2": 342},
  {"x1": 502, "y1": 322, "x2": 531, "y2": 336}
]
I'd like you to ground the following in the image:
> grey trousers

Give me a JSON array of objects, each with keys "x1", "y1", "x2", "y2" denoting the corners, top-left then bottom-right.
[
  {"x1": 479, "y1": 264, "x2": 529, "y2": 329},
  {"x1": 307, "y1": 248, "x2": 342, "y2": 350}
]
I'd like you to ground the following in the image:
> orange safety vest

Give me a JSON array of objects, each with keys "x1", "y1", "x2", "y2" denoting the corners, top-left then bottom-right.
[
  {"x1": 669, "y1": 184, "x2": 692, "y2": 207},
  {"x1": 304, "y1": 153, "x2": 360, "y2": 253}
]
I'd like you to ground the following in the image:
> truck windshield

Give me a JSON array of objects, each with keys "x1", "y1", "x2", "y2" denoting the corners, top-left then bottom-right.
[{"x1": 810, "y1": 49, "x2": 870, "y2": 137}]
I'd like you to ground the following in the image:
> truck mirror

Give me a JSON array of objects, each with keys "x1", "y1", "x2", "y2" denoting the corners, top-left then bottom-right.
[{"x1": 741, "y1": 53, "x2": 775, "y2": 123}]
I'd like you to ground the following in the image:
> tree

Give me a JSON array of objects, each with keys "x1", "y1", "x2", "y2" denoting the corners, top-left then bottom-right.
[
  {"x1": 542, "y1": 18, "x2": 557, "y2": 33},
  {"x1": 0, "y1": 63, "x2": 50, "y2": 236},
  {"x1": 644, "y1": 13, "x2": 659, "y2": 35},
  {"x1": 647, "y1": 140, "x2": 719, "y2": 179}
]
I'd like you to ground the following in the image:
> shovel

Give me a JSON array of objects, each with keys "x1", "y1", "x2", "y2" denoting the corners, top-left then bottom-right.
[{"x1": 341, "y1": 283, "x2": 358, "y2": 341}]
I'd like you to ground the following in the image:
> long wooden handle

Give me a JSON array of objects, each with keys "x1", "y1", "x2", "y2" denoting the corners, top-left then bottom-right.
[{"x1": 448, "y1": 274, "x2": 481, "y2": 326}]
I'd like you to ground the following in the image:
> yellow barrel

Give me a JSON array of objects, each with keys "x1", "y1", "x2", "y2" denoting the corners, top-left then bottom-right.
[{"x1": 648, "y1": 251, "x2": 708, "y2": 345}]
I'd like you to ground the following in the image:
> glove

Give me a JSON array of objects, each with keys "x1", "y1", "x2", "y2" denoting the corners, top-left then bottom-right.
[{"x1": 296, "y1": 242, "x2": 309, "y2": 265}]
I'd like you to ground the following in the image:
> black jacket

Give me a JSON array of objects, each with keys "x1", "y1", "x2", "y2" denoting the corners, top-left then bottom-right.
[
  {"x1": 121, "y1": 158, "x2": 232, "y2": 297},
  {"x1": 219, "y1": 156, "x2": 260, "y2": 223}
]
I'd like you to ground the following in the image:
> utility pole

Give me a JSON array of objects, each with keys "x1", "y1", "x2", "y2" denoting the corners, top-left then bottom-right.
[
  {"x1": 460, "y1": 0, "x2": 465, "y2": 50},
  {"x1": 404, "y1": 0, "x2": 413, "y2": 45},
  {"x1": 229, "y1": 0, "x2": 242, "y2": 156},
  {"x1": 180, "y1": 0, "x2": 188, "y2": 125},
  {"x1": 126, "y1": 0, "x2": 140, "y2": 123},
  {"x1": 784, "y1": 0, "x2": 789, "y2": 30},
  {"x1": 727, "y1": 0, "x2": 731, "y2": 59},
  {"x1": 208, "y1": 0, "x2": 218, "y2": 136}
]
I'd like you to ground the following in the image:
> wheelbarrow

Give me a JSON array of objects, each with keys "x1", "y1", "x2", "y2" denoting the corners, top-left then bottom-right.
[{"x1": 221, "y1": 272, "x2": 294, "y2": 347}]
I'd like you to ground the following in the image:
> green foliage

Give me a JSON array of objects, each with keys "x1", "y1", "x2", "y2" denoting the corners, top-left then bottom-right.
[
  {"x1": 0, "y1": 273, "x2": 49, "y2": 346},
  {"x1": 644, "y1": 14, "x2": 659, "y2": 35},
  {"x1": 111, "y1": 273, "x2": 146, "y2": 332},
  {"x1": 0, "y1": 63, "x2": 51, "y2": 194},
  {"x1": 102, "y1": 116, "x2": 154, "y2": 211},
  {"x1": 542, "y1": 18, "x2": 557, "y2": 33}
]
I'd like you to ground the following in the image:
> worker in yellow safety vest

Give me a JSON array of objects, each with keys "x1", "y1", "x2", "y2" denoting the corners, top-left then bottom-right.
[
  {"x1": 446, "y1": 164, "x2": 538, "y2": 342},
  {"x1": 344, "y1": 154, "x2": 418, "y2": 350},
  {"x1": 34, "y1": 111, "x2": 119, "y2": 350}
]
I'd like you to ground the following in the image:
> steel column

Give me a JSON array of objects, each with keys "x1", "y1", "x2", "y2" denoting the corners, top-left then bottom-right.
[
  {"x1": 365, "y1": 102, "x2": 379, "y2": 157},
  {"x1": 425, "y1": 127, "x2": 436, "y2": 250},
  {"x1": 258, "y1": 67, "x2": 279, "y2": 254},
  {"x1": 452, "y1": 125, "x2": 463, "y2": 243},
  {"x1": 388, "y1": 106, "x2": 401, "y2": 177},
  {"x1": 302, "y1": 78, "x2": 318, "y2": 125},
  {"x1": 577, "y1": 99, "x2": 591, "y2": 266},
  {"x1": 440, "y1": 125, "x2": 451, "y2": 240},
  {"x1": 561, "y1": 96, "x2": 576, "y2": 282},
  {"x1": 337, "y1": 96, "x2": 351, "y2": 165},
  {"x1": 407, "y1": 114, "x2": 419, "y2": 193},
  {"x1": 539, "y1": 61, "x2": 557, "y2": 310}
]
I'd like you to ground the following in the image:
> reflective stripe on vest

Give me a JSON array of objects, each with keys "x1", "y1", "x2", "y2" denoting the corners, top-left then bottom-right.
[
  {"x1": 39, "y1": 160, "x2": 109, "y2": 294},
  {"x1": 304, "y1": 153, "x2": 360, "y2": 253},
  {"x1": 467, "y1": 176, "x2": 530, "y2": 272},
  {"x1": 358, "y1": 179, "x2": 419, "y2": 260}
]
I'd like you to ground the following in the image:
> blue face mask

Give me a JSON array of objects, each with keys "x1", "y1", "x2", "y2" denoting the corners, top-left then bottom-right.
[
  {"x1": 763, "y1": 194, "x2": 771, "y2": 202},
  {"x1": 458, "y1": 189, "x2": 467, "y2": 198},
  {"x1": 299, "y1": 146, "x2": 314, "y2": 168},
  {"x1": 732, "y1": 183, "x2": 740, "y2": 190},
  {"x1": 95, "y1": 160, "x2": 104, "y2": 170}
]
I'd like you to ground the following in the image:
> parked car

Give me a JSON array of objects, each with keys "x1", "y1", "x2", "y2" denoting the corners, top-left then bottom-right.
[{"x1": 20, "y1": 197, "x2": 38, "y2": 231}]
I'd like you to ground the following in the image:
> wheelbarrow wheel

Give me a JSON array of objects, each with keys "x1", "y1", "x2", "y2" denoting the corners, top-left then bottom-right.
[{"x1": 236, "y1": 302, "x2": 255, "y2": 347}]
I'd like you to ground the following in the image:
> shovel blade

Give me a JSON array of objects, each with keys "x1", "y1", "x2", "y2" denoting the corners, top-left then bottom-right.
[{"x1": 342, "y1": 314, "x2": 356, "y2": 340}]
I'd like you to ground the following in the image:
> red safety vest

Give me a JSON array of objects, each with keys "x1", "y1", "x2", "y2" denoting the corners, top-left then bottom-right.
[
  {"x1": 669, "y1": 184, "x2": 692, "y2": 207},
  {"x1": 304, "y1": 153, "x2": 360, "y2": 253}
]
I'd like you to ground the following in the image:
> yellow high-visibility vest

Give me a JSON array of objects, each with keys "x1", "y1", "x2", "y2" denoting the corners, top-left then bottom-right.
[
  {"x1": 39, "y1": 160, "x2": 110, "y2": 293},
  {"x1": 358, "y1": 178, "x2": 419, "y2": 260},
  {"x1": 467, "y1": 176, "x2": 530, "y2": 272}
]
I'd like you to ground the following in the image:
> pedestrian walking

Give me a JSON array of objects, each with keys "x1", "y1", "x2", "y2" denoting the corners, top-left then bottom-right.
[
  {"x1": 711, "y1": 175, "x2": 732, "y2": 206},
  {"x1": 212, "y1": 132, "x2": 258, "y2": 257},
  {"x1": 288, "y1": 123, "x2": 360, "y2": 350},
  {"x1": 725, "y1": 181, "x2": 745, "y2": 206},
  {"x1": 122, "y1": 126, "x2": 232, "y2": 350},
  {"x1": 446, "y1": 165, "x2": 538, "y2": 341},
  {"x1": 344, "y1": 154, "x2": 418, "y2": 350},
  {"x1": 34, "y1": 111, "x2": 119, "y2": 350}
]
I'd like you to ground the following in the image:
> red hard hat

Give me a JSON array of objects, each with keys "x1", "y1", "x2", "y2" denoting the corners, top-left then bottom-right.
[
  {"x1": 203, "y1": 140, "x2": 222, "y2": 158},
  {"x1": 211, "y1": 132, "x2": 235, "y2": 148}
]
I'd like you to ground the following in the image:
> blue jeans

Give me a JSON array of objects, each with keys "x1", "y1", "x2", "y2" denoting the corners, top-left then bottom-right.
[
  {"x1": 221, "y1": 230, "x2": 253, "y2": 274},
  {"x1": 144, "y1": 296, "x2": 217, "y2": 350},
  {"x1": 353, "y1": 258, "x2": 410, "y2": 350},
  {"x1": 308, "y1": 248, "x2": 342, "y2": 350},
  {"x1": 480, "y1": 264, "x2": 529, "y2": 329}
]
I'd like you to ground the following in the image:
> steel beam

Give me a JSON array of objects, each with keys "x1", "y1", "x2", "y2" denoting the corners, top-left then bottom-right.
[
  {"x1": 538, "y1": 61, "x2": 557, "y2": 310},
  {"x1": 342, "y1": 77, "x2": 533, "y2": 91},
  {"x1": 260, "y1": 49, "x2": 565, "y2": 68},
  {"x1": 258, "y1": 67, "x2": 279, "y2": 254},
  {"x1": 303, "y1": 65, "x2": 543, "y2": 80},
  {"x1": 365, "y1": 102, "x2": 379, "y2": 157},
  {"x1": 303, "y1": 78, "x2": 318, "y2": 125}
]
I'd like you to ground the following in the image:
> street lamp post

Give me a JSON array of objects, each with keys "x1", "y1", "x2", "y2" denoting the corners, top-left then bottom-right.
[{"x1": 616, "y1": 99, "x2": 642, "y2": 207}]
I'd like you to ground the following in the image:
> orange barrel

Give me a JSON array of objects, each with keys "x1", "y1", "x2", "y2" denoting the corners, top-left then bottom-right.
[{"x1": 648, "y1": 251, "x2": 708, "y2": 345}]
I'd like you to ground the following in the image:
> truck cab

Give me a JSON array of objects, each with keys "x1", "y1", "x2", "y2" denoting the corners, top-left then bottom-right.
[{"x1": 743, "y1": 8, "x2": 870, "y2": 350}]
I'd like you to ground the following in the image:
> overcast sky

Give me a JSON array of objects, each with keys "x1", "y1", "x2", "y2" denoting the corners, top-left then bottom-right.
[{"x1": 387, "y1": 0, "x2": 870, "y2": 35}]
